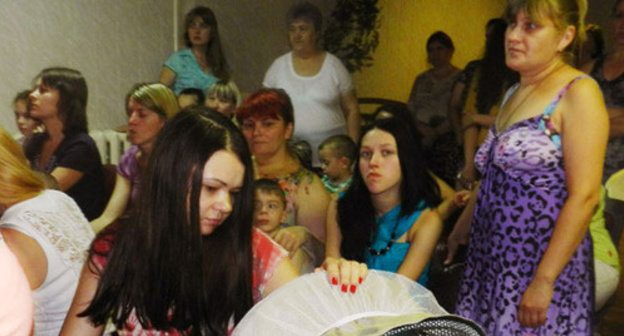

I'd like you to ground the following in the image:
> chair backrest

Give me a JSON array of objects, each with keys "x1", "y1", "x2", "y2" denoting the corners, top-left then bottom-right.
[
  {"x1": 383, "y1": 316, "x2": 485, "y2": 336},
  {"x1": 605, "y1": 169, "x2": 624, "y2": 247},
  {"x1": 358, "y1": 97, "x2": 408, "y2": 126},
  {"x1": 89, "y1": 129, "x2": 131, "y2": 165},
  {"x1": 604, "y1": 197, "x2": 624, "y2": 247}
]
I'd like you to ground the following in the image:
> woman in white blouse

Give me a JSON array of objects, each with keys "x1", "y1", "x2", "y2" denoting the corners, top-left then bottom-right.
[
  {"x1": 263, "y1": 2, "x2": 360, "y2": 166},
  {"x1": 0, "y1": 126, "x2": 93, "y2": 336}
]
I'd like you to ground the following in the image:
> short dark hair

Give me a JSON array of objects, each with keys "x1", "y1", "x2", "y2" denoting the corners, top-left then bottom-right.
[
  {"x1": 13, "y1": 90, "x2": 30, "y2": 106},
  {"x1": 179, "y1": 88, "x2": 206, "y2": 106},
  {"x1": 286, "y1": 1, "x2": 323, "y2": 33},
  {"x1": 427, "y1": 31, "x2": 454, "y2": 51},
  {"x1": 319, "y1": 134, "x2": 357, "y2": 166},
  {"x1": 36, "y1": 67, "x2": 88, "y2": 135},
  {"x1": 289, "y1": 139, "x2": 313, "y2": 171},
  {"x1": 254, "y1": 179, "x2": 286, "y2": 206}
]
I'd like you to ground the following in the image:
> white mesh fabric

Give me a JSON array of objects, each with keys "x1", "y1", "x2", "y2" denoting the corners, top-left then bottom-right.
[{"x1": 233, "y1": 270, "x2": 449, "y2": 336}]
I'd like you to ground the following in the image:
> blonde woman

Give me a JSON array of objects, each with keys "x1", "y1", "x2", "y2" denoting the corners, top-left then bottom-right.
[
  {"x1": 448, "y1": 0, "x2": 606, "y2": 334},
  {"x1": 0, "y1": 126, "x2": 94, "y2": 335},
  {"x1": 90, "y1": 83, "x2": 179, "y2": 233}
]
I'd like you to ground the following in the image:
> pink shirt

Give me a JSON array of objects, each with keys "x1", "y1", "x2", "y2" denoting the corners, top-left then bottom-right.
[{"x1": 0, "y1": 236, "x2": 33, "y2": 336}]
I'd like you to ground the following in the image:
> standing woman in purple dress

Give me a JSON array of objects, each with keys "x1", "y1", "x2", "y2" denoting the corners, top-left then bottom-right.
[{"x1": 447, "y1": 0, "x2": 606, "y2": 334}]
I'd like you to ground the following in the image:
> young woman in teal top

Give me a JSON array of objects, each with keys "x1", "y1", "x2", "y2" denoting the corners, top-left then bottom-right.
[
  {"x1": 325, "y1": 117, "x2": 443, "y2": 286},
  {"x1": 160, "y1": 6, "x2": 229, "y2": 95}
]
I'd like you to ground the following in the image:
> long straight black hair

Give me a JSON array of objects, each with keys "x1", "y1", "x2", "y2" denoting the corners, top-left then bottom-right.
[
  {"x1": 475, "y1": 19, "x2": 518, "y2": 115},
  {"x1": 81, "y1": 108, "x2": 254, "y2": 335},
  {"x1": 338, "y1": 117, "x2": 441, "y2": 261}
]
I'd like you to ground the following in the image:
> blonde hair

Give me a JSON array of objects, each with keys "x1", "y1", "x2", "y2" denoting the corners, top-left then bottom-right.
[
  {"x1": 505, "y1": 0, "x2": 587, "y2": 61},
  {"x1": 206, "y1": 80, "x2": 242, "y2": 107},
  {"x1": 126, "y1": 83, "x2": 180, "y2": 120},
  {"x1": 0, "y1": 126, "x2": 45, "y2": 205}
]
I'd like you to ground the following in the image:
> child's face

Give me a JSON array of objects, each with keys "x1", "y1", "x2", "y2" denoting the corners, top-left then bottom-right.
[
  {"x1": 14, "y1": 99, "x2": 39, "y2": 136},
  {"x1": 319, "y1": 147, "x2": 347, "y2": 180},
  {"x1": 253, "y1": 190, "x2": 285, "y2": 235},
  {"x1": 206, "y1": 95, "x2": 235, "y2": 118}
]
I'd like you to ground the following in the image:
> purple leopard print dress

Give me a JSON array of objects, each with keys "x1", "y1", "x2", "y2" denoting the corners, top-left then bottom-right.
[{"x1": 455, "y1": 77, "x2": 594, "y2": 335}]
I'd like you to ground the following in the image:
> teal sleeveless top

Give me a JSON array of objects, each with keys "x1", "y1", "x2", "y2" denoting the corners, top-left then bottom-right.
[{"x1": 364, "y1": 204, "x2": 430, "y2": 286}]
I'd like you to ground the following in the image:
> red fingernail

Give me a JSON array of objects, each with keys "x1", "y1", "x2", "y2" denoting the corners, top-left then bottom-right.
[
  {"x1": 341, "y1": 284, "x2": 347, "y2": 292},
  {"x1": 358, "y1": 277, "x2": 363, "y2": 284},
  {"x1": 331, "y1": 277, "x2": 338, "y2": 285},
  {"x1": 350, "y1": 285, "x2": 356, "y2": 293}
]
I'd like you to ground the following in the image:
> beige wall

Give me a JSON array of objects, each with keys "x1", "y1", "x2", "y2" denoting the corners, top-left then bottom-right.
[
  {"x1": 0, "y1": 0, "x2": 614, "y2": 136},
  {"x1": 352, "y1": 0, "x2": 614, "y2": 104},
  {"x1": 0, "y1": 0, "x2": 331, "y2": 135},
  {"x1": 353, "y1": 0, "x2": 507, "y2": 103},
  {"x1": 0, "y1": 0, "x2": 173, "y2": 135},
  {"x1": 181, "y1": 0, "x2": 334, "y2": 94}
]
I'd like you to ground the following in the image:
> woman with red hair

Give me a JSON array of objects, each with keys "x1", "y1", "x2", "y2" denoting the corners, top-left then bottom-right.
[{"x1": 237, "y1": 88, "x2": 330, "y2": 271}]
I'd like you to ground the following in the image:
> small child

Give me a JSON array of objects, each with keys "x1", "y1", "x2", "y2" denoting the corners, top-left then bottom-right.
[
  {"x1": 177, "y1": 88, "x2": 205, "y2": 108},
  {"x1": 318, "y1": 135, "x2": 356, "y2": 194},
  {"x1": 205, "y1": 80, "x2": 241, "y2": 119},
  {"x1": 253, "y1": 179, "x2": 313, "y2": 273},
  {"x1": 13, "y1": 90, "x2": 41, "y2": 147},
  {"x1": 288, "y1": 139, "x2": 314, "y2": 172}
]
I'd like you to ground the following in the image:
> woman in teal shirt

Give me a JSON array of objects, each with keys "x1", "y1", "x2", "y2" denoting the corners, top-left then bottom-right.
[
  {"x1": 325, "y1": 117, "x2": 443, "y2": 286},
  {"x1": 160, "y1": 6, "x2": 229, "y2": 95}
]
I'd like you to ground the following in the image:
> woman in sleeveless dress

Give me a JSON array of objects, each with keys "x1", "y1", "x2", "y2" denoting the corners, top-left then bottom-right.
[{"x1": 446, "y1": 0, "x2": 607, "y2": 334}]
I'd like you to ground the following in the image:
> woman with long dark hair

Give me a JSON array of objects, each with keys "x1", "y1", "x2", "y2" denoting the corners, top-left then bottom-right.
[
  {"x1": 326, "y1": 117, "x2": 442, "y2": 286},
  {"x1": 457, "y1": 18, "x2": 518, "y2": 188},
  {"x1": 25, "y1": 67, "x2": 105, "y2": 220},
  {"x1": 160, "y1": 6, "x2": 229, "y2": 95},
  {"x1": 448, "y1": 0, "x2": 605, "y2": 333},
  {"x1": 62, "y1": 108, "x2": 364, "y2": 335}
]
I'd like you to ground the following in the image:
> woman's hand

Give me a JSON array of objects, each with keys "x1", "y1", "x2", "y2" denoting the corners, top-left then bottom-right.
[
  {"x1": 316, "y1": 257, "x2": 368, "y2": 293},
  {"x1": 453, "y1": 190, "x2": 471, "y2": 208},
  {"x1": 444, "y1": 187, "x2": 478, "y2": 265},
  {"x1": 457, "y1": 165, "x2": 476, "y2": 190},
  {"x1": 518, "y1": 278, "x2": 554, "y2": 328},
  {"x1": 273, "y1": 226, "x2": 308, "y2": 253},
  {"x1": 444, "y1": 224, "x2": 469, "y2": 265}
]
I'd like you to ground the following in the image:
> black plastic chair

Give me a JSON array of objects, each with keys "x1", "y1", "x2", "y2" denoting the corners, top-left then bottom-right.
[{"x1": 383, "y1": 316, "x2": 485, "y2": 336}]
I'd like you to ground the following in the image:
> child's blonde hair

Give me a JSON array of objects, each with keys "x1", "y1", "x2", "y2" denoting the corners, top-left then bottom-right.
[{"x1": 206, "y1": 80, "x2": 242, "y2": 107}]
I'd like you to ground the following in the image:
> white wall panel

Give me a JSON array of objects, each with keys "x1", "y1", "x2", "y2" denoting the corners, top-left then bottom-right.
[{"x1": 0, "y1": 0, "x2": 172, "y2": 134}]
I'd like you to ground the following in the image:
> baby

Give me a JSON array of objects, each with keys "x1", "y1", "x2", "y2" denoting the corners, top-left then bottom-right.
[
  {"x1": 318, "y1": 134, "x2": 356, "y2": 194},
  {"x1": 205, "y1": 80, "x2": 241, "y2": 119},
  {"x1": 253, "y1": 179, "x2": 312, "y2": 273},
  {"x1": 13, "y1": 90, "x2": 40, "y2": 147}
]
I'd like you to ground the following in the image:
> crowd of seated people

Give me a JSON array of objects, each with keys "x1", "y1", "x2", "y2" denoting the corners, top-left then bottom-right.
[{"x1": 1, "y1": 1, "x2": 621, "y2": 335}]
